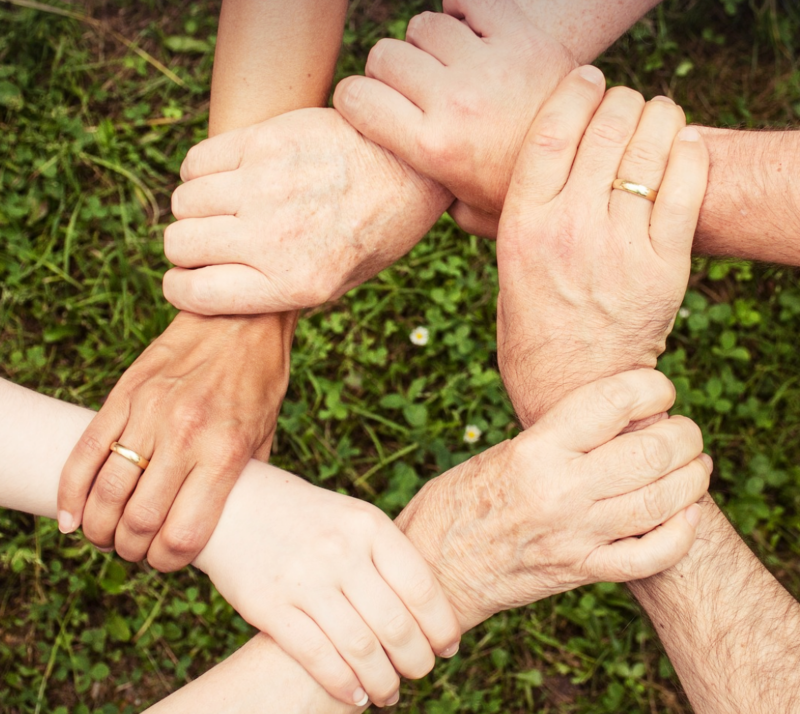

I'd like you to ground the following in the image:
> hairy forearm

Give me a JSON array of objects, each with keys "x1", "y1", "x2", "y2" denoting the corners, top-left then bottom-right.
[
  {"x1": 517, "y1": 0, "x2": 660, "y2": 64},
  {"x1": 628, "y1": 494, "x2": 800, "y2": 712},
  {"x1": 694, "y1": 127, "x2": 800, "y2": 265}
]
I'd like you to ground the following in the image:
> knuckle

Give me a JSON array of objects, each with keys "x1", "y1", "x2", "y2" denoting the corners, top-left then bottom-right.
[
  {"x1": 595, "y1": 376, "x2": 636, "y2": 413},
  {"x1": 444, "y1": 88, "x2": 482, "y2": 121},
  {"x1": 639, "y1": 482, "x2": 670, "y2": 524},
  {"x1": 160, "y1": 523, "x2": 205, "y2": 557},
  {"x1": 299, "y1": 632, "x2": 332, "y2": 665},
  {"x1": 170, "y1": 185, "x2": 189, "y2": 219},
  {"x1": 348, "y1": 631, "x2": 379, "y2": 659},
  {"x1": 406, "y1": 11, "x2": 434, "y2": 39},
  {"x1": 74, "y1": 431, "x2": 107, "y2": 462},
  {"x1": 180, "y1": 144, "x2": 202, "y2": 182},
  {"x1": 529, "y1": 124, "x2": 571, "y2": 156},
  {"x1": 637, "y1": 433, "x2": 671, "y2": 474},
  {"x1": 123, "y1": 502, "x2": 165, "y2": 538},
  {"x1": 366, "y1": 38, "x2": 391, "y2": 70},
  {"x1": 588, "y1": 118, "x2": 630, "y2": 147},
  {"x1": 406, "y1": 571, "x2": 440, "y2": 609},
  {"x1": 172, "y1": 403, "x2": 209, "y2": 442},
  {"x1": 382, "y1": 611, "x2": 417, "y2": 647},
  {"x1": 94, "y1": 467, "x2": 133, "y2": 506},
  {"x1": 624, "y1": 141, "x2": 666, "y2": 170}
]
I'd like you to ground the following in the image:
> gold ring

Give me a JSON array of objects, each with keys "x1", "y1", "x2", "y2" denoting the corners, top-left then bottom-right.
[
  {"x1": 612, "y1": 179, "x2": 658, "y2": 203},
  {"x1": 110, "y1": 442, "x2": 150, "y2": 470}
]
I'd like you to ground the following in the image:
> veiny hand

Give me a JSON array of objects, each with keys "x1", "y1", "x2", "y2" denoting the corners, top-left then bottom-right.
[
  {"x1": 162, "y1": 107, "x2": 452, "y2": 315},
  {"x1": 194, "y1": 464, "x2": 461, "y2": 709},
  {"x1": 397, "y1": 369, "x2": 709, "y2": 631},
  {"x1": 334, "y1": 0, "x2": 576, "y2": 238},
  {"x1": 57, "y1": 311, "x2": 294, "y2": 571},
  {"x1": 495, "y1": 66, "x2": 709, "y2": 426}
]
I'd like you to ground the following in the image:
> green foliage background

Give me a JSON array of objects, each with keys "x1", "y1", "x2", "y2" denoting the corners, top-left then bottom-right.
[{"x1": 1, "y1": 0, "x2": 799, "y2": 712}]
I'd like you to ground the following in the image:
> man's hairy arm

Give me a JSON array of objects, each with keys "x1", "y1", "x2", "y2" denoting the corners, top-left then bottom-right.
[
  {"x1": 629, "y1": 495, "x2": 800, "y2": 712},
  {"x1": 695, "y1": 128, "x2": 800, "y2": 265}
]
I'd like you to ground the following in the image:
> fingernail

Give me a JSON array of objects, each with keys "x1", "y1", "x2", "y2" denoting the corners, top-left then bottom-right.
[
  {"x1": 685, "y1": 503, "x2": 702, "y2": 527},
  {"x1": 440, "y1": 642, "x2": 460, "y2": 658},
  {"x1": 57, "y1": 510, "x2": 76, "y2": 534},
  {"x1": 386, "y1": 691, "x2": 400, "y2": 707},
  {"x1": 679, "y1": 126, "x2": 701, "y2": 142},
  {"x1": 96, "y1": 545, "x2": 114, "y2": 554},
  {"x1": 353, "y1": 688, "x2": 369, "y2": 707},
  {"x1": 699, "y1": 453, "x2": 714, "y2": 471},
  {"x1": 651, "y1": 94, "x2": 675, "y2": 104},
  {"x1": 577, "y1": 65, "x2": 605, "y2": 87}
]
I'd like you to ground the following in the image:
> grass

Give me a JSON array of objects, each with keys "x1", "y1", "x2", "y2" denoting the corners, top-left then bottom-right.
[{"x1": 1, "y1": 0, "x2": 799, "y2": 712}]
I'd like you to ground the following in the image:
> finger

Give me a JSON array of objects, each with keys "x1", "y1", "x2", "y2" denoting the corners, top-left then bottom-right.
[
  {"x1": 567, "y1": 85, "x2": 646, "y2": 205},
  {"x1": 649, "y1": 126, "x2": 709, "y2": 262},
  {"x1": 81, "y1": 426, "x2": 153, "y2": 549},
  {"x1": 333, "y1": 76, "x2": 425, "y2": 170},
  {"x1": 609, "y1": 96, "x2": 686, "y2": 225},
  {"x1": 343, "y1": 570, "x2": 434, "y2": 681},
  {"x1": 405, "y1": 11, "x2": 483, "y2": 64},
  {"x1": 590, "y1": 502, "x2": 702, "y2": 582},
  {"x1": 443, "y1": 0, "x2": 524, "y2": 38},
  {"x1": 365, "y1": 38, "x2": 445, "y2": 109},
  {"x1": 533, "y1": 369, "x2": 677, "y2": 453},
  {"x1": 597, "y1": 455, "x2": 711, "y2": 538},
  {"x1": 372, "y1": 528, "x2": 461, "y2": 658},
  {"x1": 448, "y1": 201, "x2": 499, "y2": 239},
  {"x1": 179, "y1": 129, "x2": 249, "y2": 182},
  {"x1": 112, "y1": 451, "x2": 190, "y2": 564},
  {"x1": 503, "y1": 66, "x2": 606, "y2": 210},
  {"x1": 146, "y1": 460, "x2": 244, "y2": 572},
  {"x1": 171, "y1": 172, "x2": 242, "y2": 220},
  {"x1": 265, "y1": 607, "x2": 368, "y2": 708},
  {"x1": 589, "y1": 415, "x2": 704, "y2": 498},
  {"x1": 58, "y1": 401, "x2": 128, "y2": 534},
  {"x1": 304, "y1": 593, "x2": 400, "y2": 707},
  {"x1": 164, "y1": 215, "x2": 246, "y2": 269},
  {"x1": 163, "y1": 265, "x2": 284, "y2": 315}
]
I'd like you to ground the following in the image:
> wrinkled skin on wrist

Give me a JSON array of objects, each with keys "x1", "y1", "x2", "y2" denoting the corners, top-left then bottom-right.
[
  {"x1": 58, "y1": 311, "x2": 295, "y2": 571},
  {"x1": 163, "y1": 108, "x2": 453, "y2": 315},
  {"x1": 396, "y1": 371, "x2": 708, "y2": 632},
  {"x1": 334, "y1": 1, "x2": 577, "y2": 238}
]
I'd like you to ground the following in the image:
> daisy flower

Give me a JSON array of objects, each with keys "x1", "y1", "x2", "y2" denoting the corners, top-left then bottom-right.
[
  {"x1": 463, "y1": 425, "x2": 482, "y2": 444},
  {"x1": 410, "y1": 326, "x2": 430, "y2": 346}
]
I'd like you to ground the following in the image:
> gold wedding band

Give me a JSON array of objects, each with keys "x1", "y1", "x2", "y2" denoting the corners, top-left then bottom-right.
[
  {"x1": 110, "y1": 442, "x2": 150, "y2": 470},
  {"x1": 612, "y1": 179, "x2": 658, "y2": 203}
]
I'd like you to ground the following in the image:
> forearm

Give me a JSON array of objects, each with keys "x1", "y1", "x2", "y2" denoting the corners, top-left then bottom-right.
[
  {"x1": 694, "y1": 127, "x2": 800, "y2": 265},
  {"x1": 209, "y1": 0, "x2": 348, "y2": 135},
  {"x1": 628, "y1": 494, "x2": 800, "y2": 712},
  {"x1": 0, "y1": 379, "x2": 363, "y2": 713},
  {"x1": 517, "y1": 0, "x2": 660, "y2": 64}
]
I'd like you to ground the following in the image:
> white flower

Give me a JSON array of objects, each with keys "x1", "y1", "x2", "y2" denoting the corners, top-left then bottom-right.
[
  {"x1": 678, "y1": 307, "x2": 691, "y2": 319},
  {"x1": 410, "y1": 326, "x2": 430, "y2": 346},
  {"x1": 463, "y1": 424, "x2": 482, "y2": 444}
]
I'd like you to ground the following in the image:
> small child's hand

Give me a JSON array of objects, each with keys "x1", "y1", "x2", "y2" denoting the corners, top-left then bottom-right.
[{"x1": 193, "y1": 468, "x2": 461, "y2": 709}]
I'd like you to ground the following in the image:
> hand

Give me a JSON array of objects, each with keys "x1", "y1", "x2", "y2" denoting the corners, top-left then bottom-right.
[
  {"x1": 334, "y1": 0, "x2": 576, "y2": 238},
  {"x1": 194, "y1": 464, "x2": 461, "y2": 709},
  {"x1": 495, "y1": 67, "x2": 709, "y2": 426},
  {"x1": 57, "y1": 311, "x2": 294, "y2": 571},
  {"x1": 396, "y1": 369, "x2": 708, "y2": 630},
  {"x1": 162, "y1": 107, "x2": 452, "y2": 315}
]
